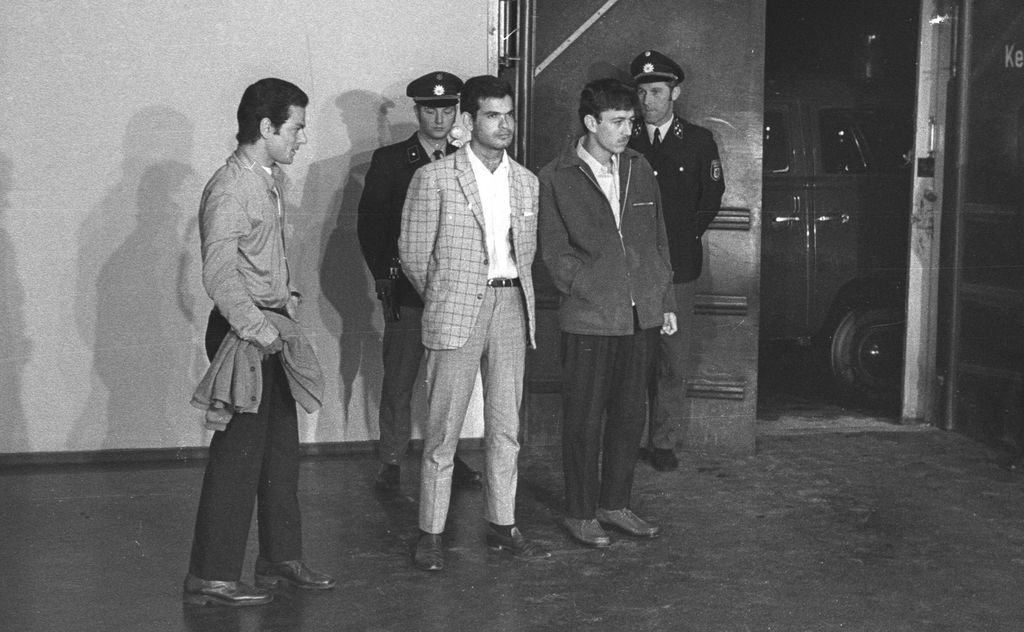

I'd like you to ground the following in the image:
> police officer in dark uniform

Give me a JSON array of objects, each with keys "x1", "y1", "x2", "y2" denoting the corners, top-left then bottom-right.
[
  {"x1": 357, "y1": 71, "x2": 482, "y2": 492},
  {"x1": 628, "y1": 50, "x2": 725, "y2": 471}
]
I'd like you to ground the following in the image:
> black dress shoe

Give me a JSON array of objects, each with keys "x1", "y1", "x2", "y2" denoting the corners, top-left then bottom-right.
[
  {"x1": 255, "y1": 559, "x2": 336, "y2": 590},
  {"x1": 452, "y1": 456, "x2": 482, "y2": 489},
  {"x1": 375, "y1": 463, "x2": 400, "y2": 492},
  {"x1": 485, "y1": 524, "x2": 551, "y2": 560},
  {"x1": 595, "y1": 507, "x2": 660, "y2": 538},
  {"x1": 414, "y1": 533, "x2": 444, "y2": 571},
  {"x1": 561, "y1": 517, "x2": 611, "y2": 548},
  {"x1": 649, "y1": 447, "x2": 679, "y2": 472},
  {"x1": 182, "y1": 574, "x2": 273, "y2": 607}
]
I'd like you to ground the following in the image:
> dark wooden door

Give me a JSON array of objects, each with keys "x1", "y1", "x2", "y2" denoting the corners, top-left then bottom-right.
[
  {"x1": 519, "y1": 0, "x2": 765, "y2": 454},
  {"x1": 937, "y1": 0, "x2": 1024, "y2": 445}
]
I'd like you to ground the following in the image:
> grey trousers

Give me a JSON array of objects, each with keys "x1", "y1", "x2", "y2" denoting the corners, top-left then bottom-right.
[
  {"x1": 649, "y1": 282, "x2": 695, "y2": 450},
  {"x1": 418, "y1": 287, "x2": 526, "y2": 533}
]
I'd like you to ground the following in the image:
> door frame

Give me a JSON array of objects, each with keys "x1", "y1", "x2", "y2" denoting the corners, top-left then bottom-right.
[{"x1": 901, "y1": 0, "x2": 955, "y2": 425}]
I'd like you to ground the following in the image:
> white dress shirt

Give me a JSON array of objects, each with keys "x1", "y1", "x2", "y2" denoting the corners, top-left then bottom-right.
[{"x1": 466, "y1": 145, "x2": 518, "y2": 279}]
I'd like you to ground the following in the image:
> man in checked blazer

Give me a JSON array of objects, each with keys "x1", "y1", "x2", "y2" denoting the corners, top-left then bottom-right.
[
  {"x1": 356, "y1": 71, "x2": 482, "y2": 494},
  {"x1": 399, "y1": 75, "x2": 550, "y2": 571}
]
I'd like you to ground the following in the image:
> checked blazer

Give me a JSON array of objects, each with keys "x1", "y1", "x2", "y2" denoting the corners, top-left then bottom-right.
[
  {"x1": 356, "y1": 133, "x2": 456, "y2": 308},
  {"x1": 398, "y1": 145, "x2": 539, "y2": 351}
]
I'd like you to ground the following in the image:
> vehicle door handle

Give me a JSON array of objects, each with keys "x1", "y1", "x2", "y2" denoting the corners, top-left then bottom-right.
[
  {"x1": 816, "y1": 213, "x2": 850, "y2": 224},
  {"x1": 772, "y1": 195, "x2": 802, "y2": 225}
]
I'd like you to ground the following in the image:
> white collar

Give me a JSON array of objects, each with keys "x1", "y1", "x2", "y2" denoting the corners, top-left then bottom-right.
[{"x1": 645, "y1": 116, "x2": 674, "y2": 143}]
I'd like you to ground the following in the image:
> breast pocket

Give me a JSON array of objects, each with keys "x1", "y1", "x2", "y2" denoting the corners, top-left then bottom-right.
[
  {"x1": 626, "y1": 200, "x2": 659, "y2": 240},
  {"x1": 513, "y1": 212, "x2": 538, "y2": 261},
  {"x1": 630, "y1": 200, "x2": 656, "y2": 218}
]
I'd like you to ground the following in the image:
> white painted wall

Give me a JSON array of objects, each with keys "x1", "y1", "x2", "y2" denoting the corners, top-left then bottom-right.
[{"x1": 0, "y1": 0, "x2": 495, "y2": 453}]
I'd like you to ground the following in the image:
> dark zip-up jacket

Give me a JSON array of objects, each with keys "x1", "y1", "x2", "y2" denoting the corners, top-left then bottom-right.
[{"x1": 538, "y1": 141, "x2": 676, "y2": 336}]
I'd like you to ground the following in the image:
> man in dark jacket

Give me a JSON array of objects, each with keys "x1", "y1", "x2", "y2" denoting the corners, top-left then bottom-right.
[
  {"x1": 356, "y1": 71, "x2": 481, "y2": 493},
  {"x1": 539, "y1": 78, "x2": 677, "y2": 548},
  {"x1": 628, "y1": 50, "x2": 726, "y2": 472}
]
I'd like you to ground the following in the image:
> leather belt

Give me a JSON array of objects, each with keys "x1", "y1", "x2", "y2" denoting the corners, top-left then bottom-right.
[{"x1": 486, "y1": 277, "x2": 521, "y2": 287}]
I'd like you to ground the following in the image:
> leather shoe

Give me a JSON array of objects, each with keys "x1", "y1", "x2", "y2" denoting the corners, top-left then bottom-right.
[
  {"x1": 375, "y1": 463, "x2": 400, "y2": 492},
  {"x1": 255, "y1": 558, "x2": 336, "y2": 590},
  {"x1": 649, "y1": 447, "x2": 679, "y2": 472},
  {"x1": 414, "y1": 533, "x2": 444, "y2": 571},
  {"x1": 485, "y1": 524, "x2": 551, "y2": 560},
  {"x1": 182, "y1": 574, "x2": 273, "y2": 607},
  {"x1": 561, "y1": 517, "x2": 611, "y2": 548},
  {"x1": 453, "y1": 456, "x2": 483, "y2": 489},
  {"x1": 595, "y1": 507, "x2": 660, "y2": 538}
]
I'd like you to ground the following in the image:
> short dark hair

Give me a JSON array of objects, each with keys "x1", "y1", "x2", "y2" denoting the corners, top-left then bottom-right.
[
  {"x1": 578, "y1": 78, "x2": 638, "y2": 128},
  {"x1": 236, "y1": 78, "x2": 309, "y2": 145},
  {"x1": 460, "y1": 75, "x2": 514, "y2": 119}
]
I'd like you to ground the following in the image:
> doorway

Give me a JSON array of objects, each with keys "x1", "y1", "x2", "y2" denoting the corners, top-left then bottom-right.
[{"x1": 757, "y1": 0, "x2": 921, "y2": 426}]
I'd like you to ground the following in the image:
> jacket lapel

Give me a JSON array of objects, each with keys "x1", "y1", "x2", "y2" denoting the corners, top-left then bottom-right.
[
  {"x1": 455, "y1": 147, "x2": 486, "y2": 230},
  {"x1": 508, "y1": 164, "x2": 528, "y2": 262},
  {"x1": 618, "y1": 153, "x2": 635, "y2": 211},
  {"x1": 509, "y1": 164, "x2": 524, "y2": 218}
]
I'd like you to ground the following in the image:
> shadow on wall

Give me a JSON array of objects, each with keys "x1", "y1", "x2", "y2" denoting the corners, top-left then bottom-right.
[
  {"x1": 308, "y1": 90, "x2": 416, "y2": 441},
  {"x1": 0, "y1": 153, "x2": 31, "y2": 452},
  {"x1": 71, "y1": 106, "x2": 204, "y2": 451}
]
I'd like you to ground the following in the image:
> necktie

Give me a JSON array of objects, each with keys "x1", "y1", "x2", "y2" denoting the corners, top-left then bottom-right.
[
  {"x1": 433, "y1": 150, "x2": 443, "y2": 161},
  {"x1": 652, "y1": 128, "x2": 662, "y2": 152}
]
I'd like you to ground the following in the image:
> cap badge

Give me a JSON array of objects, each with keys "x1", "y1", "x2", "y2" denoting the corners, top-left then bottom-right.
[
  {"x1": 644, "y1": 51, "x2": 652, "y2": 57},
  {"x1": 433, "y1": 84, "x2": 445, "y2": 96},
  {"x1": 643, "y1": 63, "x2": 654, "y2": 74}
]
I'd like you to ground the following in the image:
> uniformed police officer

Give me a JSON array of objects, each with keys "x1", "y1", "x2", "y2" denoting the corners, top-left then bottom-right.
[
  {"x1": 357, "y1": 71, "x2": 482, "y2": 492},
  {"x1": 628, "y1": 50, "x2": 725, "y2": 472}
]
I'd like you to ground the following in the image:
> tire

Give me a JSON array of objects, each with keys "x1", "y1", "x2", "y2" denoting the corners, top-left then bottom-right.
[{"x1": 828, "y1": 306, "x2": 904, "y2": 404}]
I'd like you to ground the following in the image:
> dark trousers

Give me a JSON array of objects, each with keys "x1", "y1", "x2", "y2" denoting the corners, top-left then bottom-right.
[
  {"x1": 188, "y1": 309, "x2": 302, "y2": 581},
  {"x1": 561, "y1": 320, "x2": 659, "y2": 519},
  {"x1": 377, "y1": 306, "x2": 425, "y2": 464}
]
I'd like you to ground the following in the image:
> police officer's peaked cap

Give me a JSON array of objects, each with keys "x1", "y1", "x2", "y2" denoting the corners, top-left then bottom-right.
[
  {"x1": 630, "y1": 50, "x2": 684, "y2": 84},
  {"x1": 406, "y1": 71, "x2": 463, "y2": 106}
]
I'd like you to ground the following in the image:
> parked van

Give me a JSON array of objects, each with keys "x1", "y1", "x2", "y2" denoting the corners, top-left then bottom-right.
[{"x1": 761, "y1": 77, "x2": 914, "y2": 402}]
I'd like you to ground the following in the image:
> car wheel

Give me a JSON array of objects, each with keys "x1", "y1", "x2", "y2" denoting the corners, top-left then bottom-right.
[{"x1": 828, "y1": 306, "x2": 904, "y2": 403}]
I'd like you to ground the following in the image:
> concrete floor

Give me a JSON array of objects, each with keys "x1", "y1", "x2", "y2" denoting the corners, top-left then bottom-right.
[{"x1": 3, "y1": 425, "x2": 1024, "y2": 631}]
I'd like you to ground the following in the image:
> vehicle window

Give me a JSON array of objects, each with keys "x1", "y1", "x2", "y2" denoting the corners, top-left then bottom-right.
[
  {"x1": 763, "y1": 110, "x2": 791, "y2": 174},
  {"x1": 820, "y1": 109, "x2": 912, "y2": 174}
]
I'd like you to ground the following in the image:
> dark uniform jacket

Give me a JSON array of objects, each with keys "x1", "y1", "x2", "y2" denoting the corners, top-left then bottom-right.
[
  {"x1": 629, "y1": 116, "x2": 725, "y2": 283},
  {"x1": 539, "y1": 142, "x2": 676, "y2": 336},
  {"x1": 357, "y1": 133, "x2": 455, "y2": 308}
]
